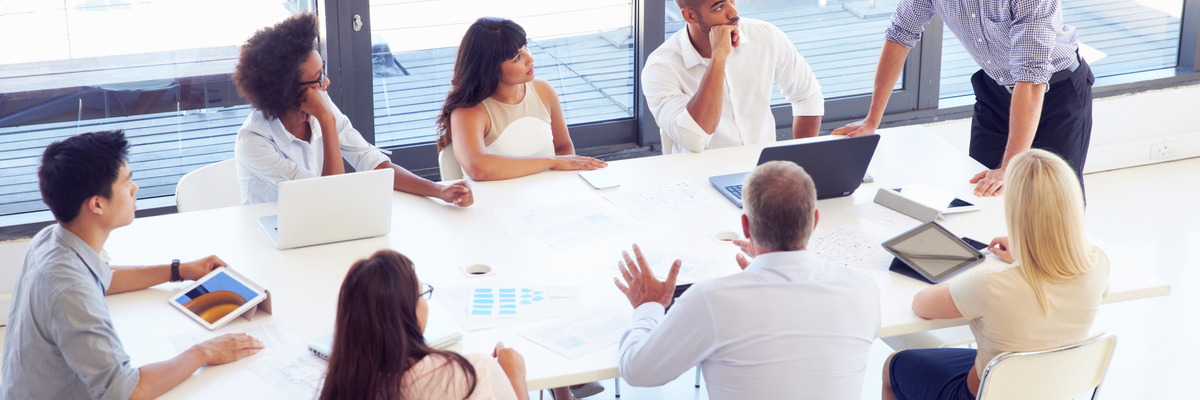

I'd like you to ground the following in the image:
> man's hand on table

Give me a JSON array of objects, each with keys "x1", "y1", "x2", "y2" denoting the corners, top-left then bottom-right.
[
  {"x1": 180, "y1": 255, "x2": 227, "y2": 281},
  {"x1": 970, "y1": 168, "x2": 1005, "y2": 197},
  {"x1": 831, "y1": 120, "x2": 879, "y2": 138},
  {"x1": 196, "y1": 333, "x2": 263, "y2": 365},
  {"x1": 613, "y1": 244, "x2": 680, "y2": 309}
]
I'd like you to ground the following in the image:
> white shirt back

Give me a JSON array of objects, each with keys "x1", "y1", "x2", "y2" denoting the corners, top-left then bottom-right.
[
  {"x1": 618, "y1": 250, "x2": 881, "y2": 400},
  {"x1": 642, "y1": 18, "x2": 824, "y2": 154}
]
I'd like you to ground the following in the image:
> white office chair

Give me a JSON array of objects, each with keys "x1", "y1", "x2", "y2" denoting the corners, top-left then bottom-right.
[
  {"x1": 976, "y1": 330, "x2": 1118, "y2": 400},
  {"x1": 175, "y1": 159, "x2": 241, "y2": 213},
  {"x1": 438, "y1": 145, "x2": 465, "y2": 181}
]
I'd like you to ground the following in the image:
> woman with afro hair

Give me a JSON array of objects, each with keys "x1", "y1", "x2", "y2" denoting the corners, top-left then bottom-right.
[{"x1": 233, "y1": 13, "x2": 473, "y2": 207}]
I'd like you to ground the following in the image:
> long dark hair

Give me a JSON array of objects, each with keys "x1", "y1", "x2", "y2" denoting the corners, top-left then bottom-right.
[
  {"x1": 435, "y1": 17, "x2": 527, "y2": 152},
  {"x1": 319, "y1": 250, "x2": 477, "y2": 400}
]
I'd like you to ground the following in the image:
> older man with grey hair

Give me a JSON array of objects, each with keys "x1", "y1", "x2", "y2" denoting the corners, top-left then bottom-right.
[{"x1": 612, "y1": 161, "x2": 882, "y2": 400}]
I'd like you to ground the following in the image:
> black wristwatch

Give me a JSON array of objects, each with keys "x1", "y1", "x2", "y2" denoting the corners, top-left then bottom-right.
[{"x1": 170, "y1": 259, "x2": 182, "y2": 282}]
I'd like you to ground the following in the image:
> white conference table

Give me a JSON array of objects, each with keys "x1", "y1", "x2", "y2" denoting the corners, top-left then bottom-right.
[{"x1": 100, "y1": 125, "x2": 1169, "y2": 398}]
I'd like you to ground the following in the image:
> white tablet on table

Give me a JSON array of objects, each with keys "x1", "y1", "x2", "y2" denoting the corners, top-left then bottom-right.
[{"x1": 169, "y1": 267, "x2": 268, "y2": 330}]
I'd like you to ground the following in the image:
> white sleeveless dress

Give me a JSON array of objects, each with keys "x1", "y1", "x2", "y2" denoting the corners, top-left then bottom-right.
[{"x1": 439, "y1": 82, "x2": 555, "y2": 180}]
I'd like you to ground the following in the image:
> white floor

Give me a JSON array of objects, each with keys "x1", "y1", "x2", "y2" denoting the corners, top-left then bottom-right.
[{"x1": 546, "y1": 156, "x2": 1200, "y2": 400}]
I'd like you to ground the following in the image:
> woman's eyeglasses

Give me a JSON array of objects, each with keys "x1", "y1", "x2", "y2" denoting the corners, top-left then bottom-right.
[
  {"x1": 298, "y1": 61, "x2": 326, "y2": 88},
  {"x1": 418, "y1": 283, "x2": 434, "y2": 300}
]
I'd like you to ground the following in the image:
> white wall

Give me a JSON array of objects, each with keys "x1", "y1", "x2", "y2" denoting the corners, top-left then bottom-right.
[{"x1": 924, "y1": 82, "x2": 1200, "y2": 173}]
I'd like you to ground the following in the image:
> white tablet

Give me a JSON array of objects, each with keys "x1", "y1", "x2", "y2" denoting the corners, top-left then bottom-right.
[
  {"x1": 169, "y1": 267, "x2": 268, "y2": 330},
  {"x1": 893, "y1": 184, "x2": 981, "y2": 214}
]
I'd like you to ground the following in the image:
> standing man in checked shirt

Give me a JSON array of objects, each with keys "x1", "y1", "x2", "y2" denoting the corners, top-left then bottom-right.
[{"x1": 834, "y1": 0, "x2": 1094, "y2": 198}]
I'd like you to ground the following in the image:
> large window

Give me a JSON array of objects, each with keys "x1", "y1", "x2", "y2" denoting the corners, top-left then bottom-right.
[
  {"x1": 0, "y1": 0, "x2": 1197, "y2": 227},
  {"x1": 940, "y1": 0, "x2": 1187, "y2": 99},
  {"x1": 368, "y1": 0, "x2": 635, "y2": 148},
  {"x1": 0, "y1": 0, "x2": 311, "y2": 217},
  {"x1": 663, "y1": 0, "x2": 901, "y2": 105}
]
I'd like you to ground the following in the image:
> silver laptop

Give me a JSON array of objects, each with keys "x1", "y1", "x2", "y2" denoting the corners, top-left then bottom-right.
[
  {"x1": 259, "y1": 169, "x2": 393, "y2": 250},
  {"x1": 710, "y1": 135, "x2": 881, "y2": 207}
]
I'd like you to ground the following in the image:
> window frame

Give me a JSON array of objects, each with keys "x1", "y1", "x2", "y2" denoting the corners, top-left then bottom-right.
[{"x1": 2, "y1": 0, "x2": 1198, "y2": 237}]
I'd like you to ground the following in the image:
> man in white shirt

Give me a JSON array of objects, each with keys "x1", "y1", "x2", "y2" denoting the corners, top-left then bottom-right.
[
  {"x1": 613, "y1": 161, "x2": 881, "y2": 400},
  {"x1": 644, "y1": 0, "x2": 824, "y2": 154}
]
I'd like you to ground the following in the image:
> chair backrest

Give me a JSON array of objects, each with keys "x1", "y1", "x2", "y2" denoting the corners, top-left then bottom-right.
[
  {"x1": 977, "y1": 331, "x2": 1118, "y2": 400},
  {"x1": 175, "y1": 159, "x2": 240, "y2": 213},
  {"x1": 438, "y1": 144, "x2": 465, "y2": 181}
]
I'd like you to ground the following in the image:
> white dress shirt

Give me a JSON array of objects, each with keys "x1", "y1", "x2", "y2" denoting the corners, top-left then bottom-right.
[
  {"x1": 234, "y1": 91, "x2": 390, "y2": 205},
  {"x1": 618, "y1": 250, "x2": 881, "y2": 400},
  {"x1": 642, "y1": 18, "x2": 824, "y2": 154}
]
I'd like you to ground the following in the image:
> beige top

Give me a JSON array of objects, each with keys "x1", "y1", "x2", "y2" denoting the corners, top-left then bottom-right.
[
  {"x1": 401, "y1": 352, "x2": 519, "y2": 400},
  {"x1": 949, "y1": 249, "x2": 1110, "y2": 377},
  {"x1": 479, "y1": 81, "x2": 555, "y2": 157}
]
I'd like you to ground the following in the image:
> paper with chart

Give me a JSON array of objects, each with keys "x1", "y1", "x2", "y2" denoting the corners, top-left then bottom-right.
[
  {"x1": 520, "y1": 306, "x2": 630, "y2": 359},
  {"x1": 439, "y1": 285, "x2": 526, "y2": 332},
  {"x1": 603, "y1": 181, "x2": 715, "y2": 218},
  {"x1": 809, "y1": 225, "x2": 894, "y2": 270},
  {"x1": 467, "y1": 286, "x2": 580, "y2": 319},
  {"x1": 247, "y1": 351, "x2": 326, "y2": 400},
  {"x1": 494, "y1": 201, "x2": 638, "y2": 249},
  {"x1": 168, "y1": 318, "x2": 297, "y2": 356}
]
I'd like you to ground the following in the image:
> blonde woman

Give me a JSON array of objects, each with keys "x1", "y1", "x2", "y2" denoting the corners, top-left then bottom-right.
[{"x1": 882, "y1": 149, "x2": 1109, "y2": 400}]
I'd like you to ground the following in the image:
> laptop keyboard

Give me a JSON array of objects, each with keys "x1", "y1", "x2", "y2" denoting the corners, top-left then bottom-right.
[{"x1": 725, "y1": 185, "x2": 743, "y2": 200}]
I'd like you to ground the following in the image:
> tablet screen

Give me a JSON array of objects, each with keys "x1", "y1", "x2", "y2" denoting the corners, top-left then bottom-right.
[
  {"x1": 883, "y1": 222, "x2": 982, "y2": 282},
  {"x1": 174, "y1": 270, "x2": 262, "y2": 325}
]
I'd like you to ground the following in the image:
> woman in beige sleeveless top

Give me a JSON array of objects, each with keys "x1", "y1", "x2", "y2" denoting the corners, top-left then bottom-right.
[{"x1": 435, "y1": 17, "x2": 607, "y2": 181}]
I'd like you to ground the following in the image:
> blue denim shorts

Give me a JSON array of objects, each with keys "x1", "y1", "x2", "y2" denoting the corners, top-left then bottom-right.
[{"x1": 889, "y1": 348, "x2": 977, "y2": 400}]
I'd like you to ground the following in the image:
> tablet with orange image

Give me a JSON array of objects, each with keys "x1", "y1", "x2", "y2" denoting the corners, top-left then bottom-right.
[{"x1": 169, "y1": 267, "x2": 268, "y2": 330}]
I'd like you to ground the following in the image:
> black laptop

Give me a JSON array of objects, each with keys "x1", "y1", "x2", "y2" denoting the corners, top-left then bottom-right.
[{"x1": 708, "y1": 135, "x2": 881, "y2": 207}]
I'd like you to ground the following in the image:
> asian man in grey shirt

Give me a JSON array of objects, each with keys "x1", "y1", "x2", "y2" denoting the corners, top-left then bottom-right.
[{"x1": 2, "y1": 130, "x2": 264, "y2": 400}]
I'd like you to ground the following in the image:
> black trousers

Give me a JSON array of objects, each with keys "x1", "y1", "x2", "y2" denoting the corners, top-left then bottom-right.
[{"x1": 968, "y1": 59, "x2": 1095, "y2": 192}]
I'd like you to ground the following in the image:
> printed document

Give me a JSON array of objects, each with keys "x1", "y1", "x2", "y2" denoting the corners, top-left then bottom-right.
[
  {"x1": 494, "y1": 201, "x2": 638, "y2": 249},
  {"x1": 520, "y1": 307, "x2": 630, "y2": 359},
  {"x1": 603, "y1": 181, "x2": 714, "y2": 218}
]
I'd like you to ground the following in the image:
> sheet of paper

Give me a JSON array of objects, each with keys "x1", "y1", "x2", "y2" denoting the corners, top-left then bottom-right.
[
  {"x1": 808, "y1": 225, "x2": 894, "y2": 270},
  {"x1": 493, "y1": 202, "x2": 638, "y2": 249},
  {"x1": 246, "y1": 351, "x2": 327, "y2": 400},
  {"x1": 603, "y1": 181, "x2": 714, "y2": 218},
  {"x1": 466, "y1": 286, "x2": 581, "y2": 319},
  {"x1": 520, "y1": 306, "x2": 630, "y2": 360},
  {"x1": 168, "y1": 318, "x2": 297, "y2": 356}
]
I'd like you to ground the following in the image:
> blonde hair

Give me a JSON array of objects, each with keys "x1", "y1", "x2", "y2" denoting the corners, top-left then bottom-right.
[{"x1": 1004, "y1": 149, "x2": 1095, "y2": 315}]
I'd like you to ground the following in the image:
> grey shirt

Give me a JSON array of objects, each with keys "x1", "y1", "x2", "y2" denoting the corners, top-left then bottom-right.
[{"x1": 2, "y1": 224, "x2": 139, "y2": 400}]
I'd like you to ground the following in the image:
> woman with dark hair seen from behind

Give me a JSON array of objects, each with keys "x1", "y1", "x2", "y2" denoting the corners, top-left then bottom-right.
[
  {"x1": 436, "y1": 17, "x2": 607, "y2": 181},
  {"x1": 233, "y1": 13, "x2": 473, "y2": 207},
  {"x1": 320, "y1": 250, "x2": 528, "y2": 400}
]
